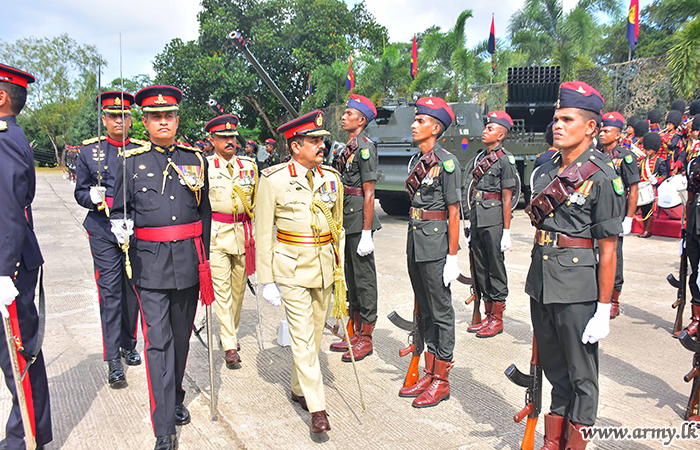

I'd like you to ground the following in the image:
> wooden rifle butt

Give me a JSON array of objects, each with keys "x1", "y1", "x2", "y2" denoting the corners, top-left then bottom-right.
[
  {"x1": 520, "y1": 417, "x2": 538, "y2": 450},
  {"x1": 403, "y1": 354, "x2": 421, "y2": 388}
]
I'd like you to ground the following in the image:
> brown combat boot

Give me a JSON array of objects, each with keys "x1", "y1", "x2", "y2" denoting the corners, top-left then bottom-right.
[
  {"x1": 412, "y1": 359, "x2": 453, "y2": 408},
  {"x1": 342, "y1": 322, "x2": 374, "y2": 362},
  {"x1": 564, "y1": 422, "x2": 590, "y2": 450},
  {"x1": 683, "y1": 305, "x2": 700, "y2": 336},
  {"x1": 610, "y1": 289, "x2": 621, "y2": 319},
  {"x1": 398, "y1": 352, "x2": 435, "y2": 398},
  {"x1": 477, "y1": 301, "x2": 505, "y2": 338},
  {"x1": 639, "y1": 216, "x2": 654, "y2": 238},
  {"x1": 330, "y1": 312, "x2": 361, "y2": 352},
  {"x1": 467, "y1": 301, "x2": 492, "y2": 333},
  {"x1": 539, "y1": 413, "x2": 568, "y2": 450}
]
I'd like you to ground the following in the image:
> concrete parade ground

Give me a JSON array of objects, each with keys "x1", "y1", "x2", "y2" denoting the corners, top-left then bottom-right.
[{"x1": 1, "y1": 171, "x2": 698, "y2": 449}]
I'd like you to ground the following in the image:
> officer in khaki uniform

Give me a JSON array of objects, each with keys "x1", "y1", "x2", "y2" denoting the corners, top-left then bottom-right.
[
  {"x1": 205, "y1": 114, "x2": 257, "y2": 367},
  {"x1": 256, "y1": 110, "x2": 343, "y2": 435}
]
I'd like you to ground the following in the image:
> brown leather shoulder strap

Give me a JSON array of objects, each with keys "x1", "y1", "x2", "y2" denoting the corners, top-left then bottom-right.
[
  {"x1": 405, "y1": 151, "x2": 440, "y2": 197},
  {"x1": 471, "y1": 148, "x2": 505, "y2": 183}
]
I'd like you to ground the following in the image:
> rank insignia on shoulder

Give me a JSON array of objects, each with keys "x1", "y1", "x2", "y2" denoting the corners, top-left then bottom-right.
[
  {"x1": 624, "y1": 154, "x2": 633, "y2": 164},
  {"x1": 507, "y1": 155, "x2": 515, "y2": 165},
  {"x1": 0, "y1": 120, "x2": 6, "y2": 131},
  {"x1": 443, "y1": 159, "x2": 455, "y2": 173},
  {"x1": 612, "y1": 177, "x2": 624, "y2": 195},
  {"x1": 361, "y1": 148, "x2": 370, "y2": 160}
]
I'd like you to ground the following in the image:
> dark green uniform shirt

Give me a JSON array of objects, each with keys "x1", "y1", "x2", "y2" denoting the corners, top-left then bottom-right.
[
  {"x1": 525, "y1": 147, "x2": 624, "y2": 304},
  {"x1": 687, "y1": 157, "x2": 700, "y2": 235},
  {"x1": 605, "y1": 144, "x2": 640, "y2": 219},
  {"x1": 406, "y1": 144, "x2": 462, "y2": 263},
  {"x1": 340, "y1": 131, "x2": 381, "y2": 235},
  {"x1": 469, "y1": 145, "x2": 518, "y2": 228}
]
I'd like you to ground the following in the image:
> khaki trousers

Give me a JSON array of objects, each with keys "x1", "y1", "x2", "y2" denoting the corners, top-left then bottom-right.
[
  {"x1": 210, "y1": 248, "x2": 247, "y2": 351},
  {"x1": 278, "y1": 284, "x2": 332, "y2": 413}
]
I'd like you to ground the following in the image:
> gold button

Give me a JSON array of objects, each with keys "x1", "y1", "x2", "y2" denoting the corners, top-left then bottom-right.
[
  {"x1": 488, "y1": 171, "x2": 491, "y2": 174},
  {"x1": 543, "y1": 255, "x2": 549, "y2": 261},
  {"x1": 573, "y1": 257, "x2": 579, "y2": 263},
  {"x1": 566, "y1": 201, "x2": 571, "y2": 206},
  {"x1": 16, "y1": 262, "x2": 20, "y2": 267},
  {"x1": 416, "y1": 192, "x2": 421, "y2": 196},
  {"x1": 142, "y1": 187, "x2": 147, "y2": 192},
  {"x1": 172, "y1": 216, "x2": 177, "y2": 221},
  {"x1": 548, "y1": 213, "x2": 554, "y2": 217},
  {"x1": 434, "y1": 228, "x2": 439, "y2": 232},
  {"x1": 170, "y1": 196, "x2": 175, "y2": 200},
  {"x1": 577, "y1": 162, "x2": 582, "y2": 167},
  {"x1": 413, "y1": 226, "x2": 417, "y2": 230},
  {"x1": 14, "y1": 271, "x2": 18, "y2": 276},
  {"x1": 476, "y1": 202, "x2": 480, "y2": 205},
  {"x1": 350, "y1": 208, "x2": 354, "y2": 212},
  {"x1": 491, "y1": 202, "x2": 495, "y2": 206},
  {"x1": 169, "y1": 175, "x2": 173, "y2": 179},
  {"x1": 590, "y1": 156, "x2": 595, "y2": 160}
]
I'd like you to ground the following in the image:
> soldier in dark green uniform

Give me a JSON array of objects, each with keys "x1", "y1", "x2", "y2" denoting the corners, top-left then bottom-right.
[
  {"x1": 598, "y1": 111, "x2": 640, "y2": 319},
  {"x1": 467, "y1": 110, "x2": 517, "y2": 338},
  {"x1": 682, "y1": 116, "x2": 700, "y2": 337},
  {"x1": 399, "y1": 97, "x2": 461, "y2": 408},
  {"x1": 524, "y1": 82, "x2": 623, "y2": 450},
  {"x1": 329, "y1": 94, "x2": 381, "y2": 362}
]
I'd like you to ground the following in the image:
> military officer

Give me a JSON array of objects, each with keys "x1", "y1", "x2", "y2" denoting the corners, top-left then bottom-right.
[
  {"x1": 111, "y1": 85, "x2": 211, "y2": 450},
  {"x1": 256, "y1": 110, "x2": 343, "y2": 435},
  {"x1": 203, "y1": 137, "x2": 214, "y2": 157},
  {"x1": 0, "y1": 63, "x2": 53, "y2": 450},
  {"x1": 467, "y1": 110, "x2": 517, "y2": 338},
  {"x1": 262, "y1": 138, "x2": 279, "y2": 169},
  {"x1": 681, "y1": 116, "x2": 700, "y2": 337},
  {"x1": 74, "y1": 91, "x2": 142, "y2": 389},
  {"x1": 205, "y1": 114, "x2": 257, "y2": 367},
  {"x1": 399, "y1": 97, "x2": 461, "y2": 408},
  {"x1": 327, "y1": 94, "x2": 381, "y2": 362},
  {"x1": 524, "y1": 82, "x2": 624, "y2": 450},
  {"x1": 598, "y1": 111, "x2": 640, "y2": 319}
]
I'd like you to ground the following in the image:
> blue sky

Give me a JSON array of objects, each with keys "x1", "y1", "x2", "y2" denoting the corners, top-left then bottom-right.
[{"x1": 3, "y1": 1, "x2": 654, "y2": 83}]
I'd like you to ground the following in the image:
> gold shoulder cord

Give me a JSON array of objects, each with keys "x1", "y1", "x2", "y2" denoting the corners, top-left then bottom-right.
[
  {"x1": 231, "y1": 160, "x2": 258, "y2": 220},
  {"x1": 162, "y1": 152, "x2": 206, "y2": 205}
]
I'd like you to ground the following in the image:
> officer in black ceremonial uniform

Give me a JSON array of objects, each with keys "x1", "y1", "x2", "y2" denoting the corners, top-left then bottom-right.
[
  {"x1": 329, "y1": 94, "x2": 381, "y2": 362},
  {"x1": 467, "y1": 110, "x2": 517, "y2": 338},
  {"x1": 0, "y1": 63, "x2": 52, "y2": 449},
  {"x1": 524, "y1": 82, "x2": 623, "y2": 449},
  {"x1": 598, "y1": 111, "x2": 640, "y2": 319},
  {"x1": 399, "y1": 97, "x2": 461, "y2": 408},
  {"x1": 74, "y1": 91, "x2": 142, "y2": 389},
  {"x1": 111, "y1": 86, "x2": 211, "y2": 450}
]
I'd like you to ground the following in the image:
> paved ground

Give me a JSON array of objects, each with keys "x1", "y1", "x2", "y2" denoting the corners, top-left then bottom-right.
[{"x1": 1, "y1": 171, "x2": 698, "y2": 449}]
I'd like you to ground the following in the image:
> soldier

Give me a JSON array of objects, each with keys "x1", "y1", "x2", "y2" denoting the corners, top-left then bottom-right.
[
  {"x1": 467, "y1": 110, "x2": 517, "y2": 338},
  {"x1": 74, "y1": 91, "x2": 142, "y2": 389},
  {"x1": 620, "y1": 115, "x2": 641, "y2": 150},
  {"x1": 638, "y1": 132, "x2": 668, "y2": 238},
  {"x1": 598, "y1": 111, "x2": 640, "y2": 318},
  {"x1": 648, "y1": 109, "x2": 662, "y2": 134},
  {"x1": 203, "y1": 137, "x2": 214, "y2": 157},
  {"x1": 0, "y1": 63, "x2": 53, "y2": 450},
  {"x1": 256, "y1": 110, "x2": 343, "y2": 435},
  {"x1": 681, "y1": 116, "x2": 700, "y2": 337},
  {"x1": 111, "y1": 85, "x2": 211, "y2": 450},
  {"x1": 262, "y1": 138, "x2": 279, "y2": 170},
  {"x1": 525, "y1": 81, "x2": 624, "y2": 449},
  {"x1": 329, "y1": 94, "x2": 381, "y2": 362},
  {"x1": 204, "y1": 114, "x2": 257, "y2": 367},
  {"x1": 399, "y1": 97, "x2": 461, "y2": 408}
]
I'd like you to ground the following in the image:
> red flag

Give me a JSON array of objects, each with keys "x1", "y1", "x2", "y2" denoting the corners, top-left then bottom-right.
[
  {"x1": 411, "y1": 35, "x2": 418, "y2": 80},
  {"x1": 487, "y1": 14, "x2": 496, "y2": 55},
  {"x1": 345, "y1": 56, "x2": 354, "y2": 91}
]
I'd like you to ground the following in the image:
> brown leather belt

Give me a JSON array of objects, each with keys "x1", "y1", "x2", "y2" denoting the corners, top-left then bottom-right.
[
  {"x1": 409, "y1": 207, "x2": 446, "y2": 221},
  {"x1": 534, "y1": 230, "x2": 593, "y2": 249},
  {"x1": 344, "y1": 186, "x2": 364, "y2": 196},
  {"x1": 477, "y1": 191, "x2": 502, "y2": 201}
]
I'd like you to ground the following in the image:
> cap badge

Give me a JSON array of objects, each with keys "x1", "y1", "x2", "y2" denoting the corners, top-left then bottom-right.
[
  {"x1": 608, "y1": 114, "x2": 613, "y2": 119},
  {"x1": 354, "y1": 98, "x2": 362, "y2": 103},
  {"x1": 576, "y1": 86, "x2": 587, "y2": 94},
  {"x1": 316, "y1": 114, "x2": 323, "y2": 127},
  {"x1": 154, "y1": 94, "x2": 167, "y2": 105},
  {"x1": 425, "y1": 99, "x2": 434, "y2": 105},
  {"x1": 489, "y1": 112, "x2": 497, "y2": 117},
  {"x1": 114, "y1": 97, "x2": 122, "y2": 106},
  {"x1": 226, "y1": 122, "x2": 232, "y2": 130}
]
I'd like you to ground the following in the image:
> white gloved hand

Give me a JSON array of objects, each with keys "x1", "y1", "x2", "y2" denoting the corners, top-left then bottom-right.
[
  {"x1": 110, "y1": 219, "x2": 134, "y2": 245},
  {"x1": 89, "y1": 186, "x2": 107, "y2": 205},
  {"x1": 680, "y1": 238, "x2": 686, "y2": 257},
  {"x1": 581, "y1": 302, "x2": 612, "y2": 344},
  {"x1": 356, "y1": 229, "x2": 375, "y2": 256},
  {"x1": 650, "y1": 175, "x2": 659, "y2": 186},
  {"x1": 262, "y1": 283, "x2": 282, "y2": 306},
  {"x1": 622, "y1": 216, "x2": 633, "y2": 236},
  {"x1": 0, "y1": 276, "x2": 19, "y2": 319},
  {"x1": 465, "y1": 228, "x2": 471, "y2": 247},
  {"x1": 500, "y1": 229, "x2": 512, "y2": 252},
  {"x1": 443, "y1": 254, "x2": 460, "y2": 287}
]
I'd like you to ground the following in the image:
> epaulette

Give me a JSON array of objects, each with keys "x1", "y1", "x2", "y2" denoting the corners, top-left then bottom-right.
[
  {"x1": 321, "y1": 164, "x2": 341, "y2": 176},
  {"x1": 130, "y1": 138, "x2": 148, "y2": 146},
  {"x1": 238, "y1": 155, "x2": 257, "y2": 164},
  {"x1": 0, "y1": 120, "x2": 7, "y2": 132},
  {"x1": 261, "y1": 163, "x2": 286, "y2": 177},
  {"x1": 177, "y1": 143, "x2": 200, "y2": 152},
  {"x1": 123, "y1": 142, "x2": 152, "y2": 158},
  {"x1": 82, "y1": 136, "x2": 106, "y2": 146}
]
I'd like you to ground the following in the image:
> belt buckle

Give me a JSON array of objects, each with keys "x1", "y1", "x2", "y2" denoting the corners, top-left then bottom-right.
[
  {"x1": 411, "y1": 208, "x2": 422, "y2": 220},
  {"x1": 537, "y1": 230, "x2": 556, "y2": 247}
]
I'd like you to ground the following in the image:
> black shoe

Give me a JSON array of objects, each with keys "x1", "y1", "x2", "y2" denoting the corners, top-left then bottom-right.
[
  {"x1": 154, "y1": 434, "x2": 178, "y2": 450},
  {"x1": 121, "y1": 347, "x2": 142, "y2": 366},
  {"x1": 0, "y1": 438, "x2": 6, "y2": 450},
  {"x1": 108, "y1": 358, "x2": 127, "y2": 389},
  {"x1": 175, "y1": 403, "x2": 190, "y2": 425}
]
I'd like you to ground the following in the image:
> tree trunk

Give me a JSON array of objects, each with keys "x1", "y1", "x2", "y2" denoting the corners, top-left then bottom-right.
[
  {"x1": 47, "y1": 135, "x2": 61, "y2": 167},
  {"x1": 242, "y1": 95, "x2": 277, "y2": 137}
]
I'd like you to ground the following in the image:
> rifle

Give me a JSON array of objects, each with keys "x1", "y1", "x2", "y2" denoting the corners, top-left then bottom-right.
[
  {"x1": 669, "y1": 228, "x2": 688, "y2": 337},
  {"x1": 678, "y1": 331, "x2": 700, "y2": 421},
  {"x1": 505, "y1": 334, "x2": 542, "y2": 450},
  {"x1": 464, "y1": 226, "x2": 482, "y2": 327},
  {"x1": 387, "y1": 299, "x2": 423, "y2": 387}
]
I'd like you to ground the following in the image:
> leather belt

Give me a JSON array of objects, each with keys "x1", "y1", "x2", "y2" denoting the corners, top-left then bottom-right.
[
  {"x1": 212, "y1": 212, "x2": 249, "y2": 223},
  {"x1": 409, "y1": 207, "x2": 447, "y2": 221},
  {"x1": 476, "y1": 191, "x2": 501, "y2": 201},
  {"x1": 534, "y1": 230, "x2": 593, "y2": 249},
  {"x1": 277, "y1": 230, "x2": 332, "y2": 246},
  {"x1": 135, "y1": 221, "x2": 203, "y2": 242},
  {"x1": 344, "y1": 186, "x2": 364, "y2": 196}
]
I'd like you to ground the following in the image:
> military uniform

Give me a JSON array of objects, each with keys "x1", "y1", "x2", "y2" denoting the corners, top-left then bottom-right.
[
  {"x1": 0, "y1": 64, "x2": 52, "y2": 449},
  {"x1": 111, "y1": 86, "x2": 211, "y2": 444},
  {"x1": 683, "y1": 117, "x2": 700, "y2": 336},
  {"x1": 638, "y1": 134, "x2": 669, "y2": 238}
]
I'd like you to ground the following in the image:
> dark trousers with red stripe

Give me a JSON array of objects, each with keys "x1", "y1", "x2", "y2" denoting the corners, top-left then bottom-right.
[
  {"x1": 88, "y1": 233, "x2": 139, "y2": 361},
  {"x1": 0, "y1": 265, "x2": 52, "y2": 449},
  {"x1": 136, "y1": 285, "x2": 198, "y2": 436}
]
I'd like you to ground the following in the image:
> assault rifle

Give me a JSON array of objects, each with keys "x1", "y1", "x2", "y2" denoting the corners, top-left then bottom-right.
[
  {"x1": 505, "y1": 334, "x2": 542, "y2": 450},
  {"x1": 678, "y1": 330, "x2": 700, "y2": 421},
  {"x1": 669, "y1": 228, "x2": 688, "y2": 337},
  {"x1": 388, "y1": 300, "x2": 424, "y2": 387},
  {"x1": 463, "y1": 227, "x2": 482, "y2": 327}
]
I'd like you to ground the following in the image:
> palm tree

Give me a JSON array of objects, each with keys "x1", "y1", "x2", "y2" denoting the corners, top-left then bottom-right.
[{"x1": 665, "y1": 1, "x2": 700, "y2": 98}]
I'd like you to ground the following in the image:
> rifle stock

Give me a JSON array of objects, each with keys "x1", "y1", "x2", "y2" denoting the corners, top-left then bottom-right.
[
  {"x1": 678, "y1": 330, "x2": 700, "y2": 420},
  {"x1": 505, "y1": 334, "x2": 542, "y2": 450},
  {"x1": 521, "y1": 416, "x2": 538, "y2": 450},
  {"x1": 388, "y1": 298, "x2": 424, "y2": 388},
  {"x1": 467, "y1": 248, "x2": 482, "y2": 326},
  {"x1": 672, "y1": 230, "x2": 688, "y2": 336},
  {"x1": 404, "y1": 354, "x2": 421, "y2": 388}
]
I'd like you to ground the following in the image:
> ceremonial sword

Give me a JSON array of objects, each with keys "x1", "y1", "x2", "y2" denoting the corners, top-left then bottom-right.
[{"x1": 95, "y1": 60, "x2": 110, "y2": 217}]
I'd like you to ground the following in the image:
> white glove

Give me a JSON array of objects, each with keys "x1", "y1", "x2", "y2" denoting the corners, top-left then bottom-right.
[
  {"x1": 680, "y1": 238, "x2": 686, "y2": 257},
  {"x1": 465, "y1": 228, "x2": 471, "y2": 247},
  {"x1": 581, "y1": 302, "x2": 612, "y2": 344},
  {"x1": 443, "y1": 254, "x2": 460, "y2": 287},
  {"x1": 622, "y1": 216, "x2": 633, "y2": 236},
  {"x1": 262, "y1": 283, "x2": 282, "y2": 306},
  {"x1": 110, "y1": 219, "x2": 134, "y2": 245},
  {"x1": 0, "y1": 276, "x2": 19, "y2": 319},
  {"x1": 500, "y1": 229, "x2": 512, "y2": 252},
  {"x1": 89, "y1": 186, "x2": 106, "y2": 205},
  {"x1": 356, "y1": 230, "x2": 375, "y2": 256},
  {"x1": 650, "y1": 176, "x2": 658, "y2": 186}
]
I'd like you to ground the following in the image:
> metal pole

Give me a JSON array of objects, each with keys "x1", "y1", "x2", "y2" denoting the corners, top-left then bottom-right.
[
  {"x1": 253, "y1": 275, "x2": 265, "y2": 351},
  {"x1": 206, "y1": 305, "x2": 218, "y2": 420},
  {"x1": 3, "y1": 316, "x2": 36, "y2": 450}
]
